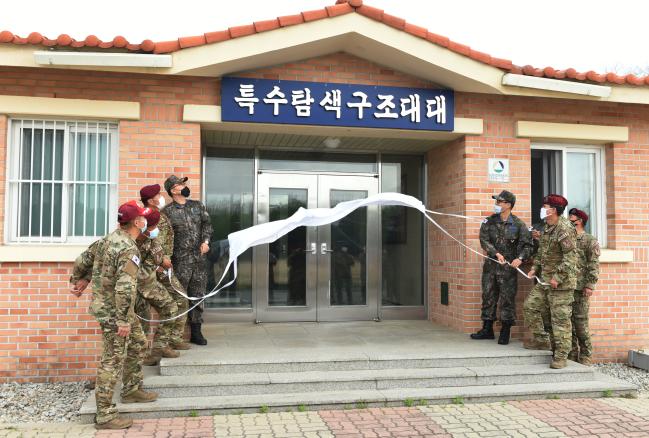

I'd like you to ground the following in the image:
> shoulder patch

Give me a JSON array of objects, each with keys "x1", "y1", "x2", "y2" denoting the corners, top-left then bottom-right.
[
  {"x1": 482, "y1": 218, "x2": 488, "y2": 224},
  {"x1": 123, "y1": 259, "x2": 139, "y2": 277},
  {"x1": 560, "y1": 237, "x2": 575, "y2": 251},
  {"x1": 131, "y1": 255, "x2": 141, "y2": 266}
]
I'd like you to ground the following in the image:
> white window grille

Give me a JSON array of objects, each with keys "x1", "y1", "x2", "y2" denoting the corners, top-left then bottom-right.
[
  {"x1": 6, "y1": 119, "x2": 118, "y2": 244},
  {"x1": 531, "y1": 144, "x2": 606, "y2": 246}
]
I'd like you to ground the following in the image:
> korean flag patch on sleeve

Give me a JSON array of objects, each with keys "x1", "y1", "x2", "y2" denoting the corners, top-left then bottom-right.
[{"x1": 131, "y1": 255, "x2": 141, "y2": 266}]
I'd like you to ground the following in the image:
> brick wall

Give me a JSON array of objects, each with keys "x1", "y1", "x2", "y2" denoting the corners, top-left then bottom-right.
[
  {"x1": 1, "y1": 53, "x2": 649, "y2": 381},
  {"x1": 437, "y1": 92, "x2": 649, "y2": 361},
  {"x1": 0, "y1": 68, "x2": 209, "y2": 382}
]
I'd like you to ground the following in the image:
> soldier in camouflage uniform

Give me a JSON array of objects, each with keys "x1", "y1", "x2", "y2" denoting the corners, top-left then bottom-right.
[
  {"x1": 136, "y1": 208, "x2": 181, "y2": 365},
  {"x1": 472, "y1": 190, "x2": 534, "y2": 345},
  {"x1": 162, "y1": 175, "x2": 213, "y2": 345},
  {"x1": 141, "y1": 184, "x2": 190, "y2": 350},
  {"x1": 69, "y1": 209, "x2": 181, "y2": 367},
  {"x1": 568, "y1": 208, "x2": 600, "y2": 365},
  {"x1": 89, "y1": 202, "x2": 157, "y2": 430},
  {"x1": 524, "y1": 194, "x2": 578, "y2": 369}
]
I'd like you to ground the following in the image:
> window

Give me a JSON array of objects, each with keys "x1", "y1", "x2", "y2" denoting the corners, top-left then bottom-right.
[
  {"x1": 531, "y1": 144, "x2": 606, "y2": 245},
  {"x1": 7, "y1": 119, "x2": 118, "y2": 244},
  {"x1": 204, "y1": 148, "x2": 254, "y2": 308}
]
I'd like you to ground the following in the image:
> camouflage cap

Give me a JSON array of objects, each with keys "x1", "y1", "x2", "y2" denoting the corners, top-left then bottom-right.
[
  {"x1": 491, "y1": 190, "x2": 516, "y2": 206},
  {"x1": 164, "y1": 175, "x2": 188, "y2": 195}
]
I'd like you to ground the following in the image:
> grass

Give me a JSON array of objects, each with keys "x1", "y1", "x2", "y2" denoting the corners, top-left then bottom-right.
[
  {"x1": 417, "y1": 399, "x2": 428, "y2": 406},
  {"x1": 546, "y1": 394, "x2": 560, "y2": 400},
  {"x1": 259, "y1": 405, "x2": 269, "y2": 414},
  {"x1": 451, "y1": 396, "x2": 464, "y2": 405},
  {"x1": 297, "y1": 404, "x2": 307, "y2": 412},
  {"x1": 188, "y1": 410, "x2": 198, "y2": 417},
  {"x1": 343, "y1": 404, "x2": 352, "y2": 410},
  {"x1": 355, "y1": 400, "x2": 368, "y2": 409},
  {"x1": 602, "y1": 389, "x2": 614, "y2": 398},
  {"x1": 404, "y1": 398, "x2": 415, "y2": 407}
]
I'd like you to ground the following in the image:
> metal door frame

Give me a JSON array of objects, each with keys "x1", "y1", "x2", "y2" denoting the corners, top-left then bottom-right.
[
  {"x1": 255, "y1": 173, "x2": 319, "y2": 322},
  {"x1": 316, "y1": 174, "x2": 379, "y2": 321},
  {"x1": 254, "y1": 171, "x2": 379, "y2": 322}
]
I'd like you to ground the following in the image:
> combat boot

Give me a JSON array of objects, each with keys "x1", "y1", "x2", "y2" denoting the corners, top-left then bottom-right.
[
  {"x1": 579, "y1": 356, "x2": 592, "y2": 366},
  {"x1": 121, "y1": 389, "x2": 158, "y2": 403},
  {"x1": 470, "y1": 320, "x2": 495, "y2": 340},
  {"x1": 190, "y1": 323, "x2": 208, "y2": 345},
  {"x1": 550, "y1": 358, "x2": 567, "y2": 369},
  {"x1": 170, "y1": 340, "x2": 191, "y2": 350},
  {"x1": 567, "y1": 352, "x2": 578, "y2": 362},
  {"x1": 143, "y1": 352, "x2": 161, "y2": 366},
  {"x1": 162, "y1": 346, "x2": 180, "y2": 358},
  {"x1": 95, "y1": 416, "x2": 133, "y2": 430},
  {"x1": 497, "y1": 321, "x2": 512, "y2": 345},
  {"x1": 523, "y1": 338, "x2": 551, "y2": 350}
]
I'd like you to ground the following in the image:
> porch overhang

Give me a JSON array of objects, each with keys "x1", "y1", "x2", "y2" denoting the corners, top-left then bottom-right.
[{"x1": 184, "y1": 104, "x2": 483, "y2": 152}]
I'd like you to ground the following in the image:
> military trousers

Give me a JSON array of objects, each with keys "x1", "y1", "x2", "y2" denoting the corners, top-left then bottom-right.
[
  {"x1": 95, "y1": 320, "x2": 146, "y2": 425},
  {"x1": 134, "y1": 293, "x2": 151, "y2": 337},
  {"x1": 158, "y1": 271, "x2": 189, "y2": 345},
  {"x1": 523, "y1": 285, "x2": 574, "y2": 360},
  {"x1": 173, "y1": 258, "x2": 208, "y2": 324},
  {"x1": 480, "y1": 262, "x2": 518, "y2": 323},
  {"x1": 570, "y1": 290, "x2": 592, "y2": 359},
  {"x1": 140, "y1": 282, "x2": 179, "y2": 350}
]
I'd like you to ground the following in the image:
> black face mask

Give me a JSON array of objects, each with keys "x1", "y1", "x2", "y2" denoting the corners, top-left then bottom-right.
[{"x1": 180, "y1": 187, "x2": 190, "y2": 198}]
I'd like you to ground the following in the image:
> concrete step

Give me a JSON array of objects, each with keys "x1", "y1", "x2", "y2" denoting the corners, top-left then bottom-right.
[
  {"x1": 78, "y1": 373, "x2": 637, "y2": 422},
  {"x1": 159, "y1": 349, "x2": 553, "y2": 376},
  {"x1": 146, "y1": 363, "x2": 596, "y2": 398}
]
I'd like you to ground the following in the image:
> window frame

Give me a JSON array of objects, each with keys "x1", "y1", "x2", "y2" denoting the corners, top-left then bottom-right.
[
  {"x1": 5, "y1": 118, "x2": 119, "y2": 245},
  {"x1": 532, "y1": 143, "x2": 607, "y2": 247}
]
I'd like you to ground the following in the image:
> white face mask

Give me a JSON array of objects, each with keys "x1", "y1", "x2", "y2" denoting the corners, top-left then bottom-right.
[
  {"x1": 158, "y1": 196, "x2": 166, "y2": 209},
  {"x1": 540, "y1": 207, "x2": 548, "y2": 220},
  {"x1": 494, "y1": 205, "x2": 502, "y2": 214},
  {"x1": 147, "y1": 227, "x2": 160, "y2": 239}
]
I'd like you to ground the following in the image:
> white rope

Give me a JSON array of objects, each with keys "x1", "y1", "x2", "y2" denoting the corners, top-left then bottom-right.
[{"x1": 136, "y1": 193, "x2": 546, "y2": 323}]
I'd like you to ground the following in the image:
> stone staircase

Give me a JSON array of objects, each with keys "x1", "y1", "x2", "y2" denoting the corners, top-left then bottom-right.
[{"x1": 79, "y1": 321, "x2": 637, "y2": 421}]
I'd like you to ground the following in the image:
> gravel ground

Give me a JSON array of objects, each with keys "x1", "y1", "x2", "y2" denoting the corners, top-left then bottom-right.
[
  {"x1": 0, "y1": 381, "x2": 91, "y2": 423},
  {"x1": 595, "y1": 362, "x2": 649, "y2": 396}
]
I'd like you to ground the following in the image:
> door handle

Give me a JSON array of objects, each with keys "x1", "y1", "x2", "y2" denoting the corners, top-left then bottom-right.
[
  {"x1": 304, "y1": 242, "x2": 316, "y2": 254},
  {"x1": 321, "y1": 243, "x2": 334, "y2": 255}
]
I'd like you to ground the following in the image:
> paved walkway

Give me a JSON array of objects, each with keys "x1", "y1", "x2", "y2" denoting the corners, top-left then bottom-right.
[{"x1": 3, "y1": 398, "x2": 649, "y2": 437}]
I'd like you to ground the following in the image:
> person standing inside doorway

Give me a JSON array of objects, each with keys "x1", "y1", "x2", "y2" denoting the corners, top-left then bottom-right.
[
  {"x1": 162, "y1": 175, "x2": 213, "y2": 346},
  {"x1": 472, "y1": 190, "x2": 533, "y2": 345}
]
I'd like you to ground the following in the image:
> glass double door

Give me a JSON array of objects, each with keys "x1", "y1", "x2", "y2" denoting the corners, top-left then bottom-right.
[{"x1": 255, "y1": 173, "x2": 379, "y2": 322}]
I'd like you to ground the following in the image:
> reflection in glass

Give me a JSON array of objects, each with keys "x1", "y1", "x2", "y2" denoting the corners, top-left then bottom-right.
[
  {"x1": 330, "y1": 190, "x2": 367, "y2": 306},
  {"x1": 567, "y1": 152, "x2": 597, "y2": 235},
  {"x1": 381, "y1": 155, "x2": 424, "y2": 306},
  {"x1": 205, "y1": 149, "x2": 254, "y2": 308},
  {"x1": 268, "y1": 189, "x2": 307, "y2": 306}
]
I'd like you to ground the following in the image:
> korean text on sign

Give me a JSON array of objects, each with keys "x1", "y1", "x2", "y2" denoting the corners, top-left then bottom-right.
[{"x1": 222, "y1": 77, "x2": 454, "y2": 132}]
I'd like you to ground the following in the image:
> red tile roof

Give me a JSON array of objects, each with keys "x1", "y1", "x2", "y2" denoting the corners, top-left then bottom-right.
[{"x1": 2, "y1": 0, "x2": 648, "y2": 87}]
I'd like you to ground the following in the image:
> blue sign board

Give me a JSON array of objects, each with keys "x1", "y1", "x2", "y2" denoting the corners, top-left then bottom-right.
[{"x1": 221, "y1": 77, "x2": 454, "y2": 131}]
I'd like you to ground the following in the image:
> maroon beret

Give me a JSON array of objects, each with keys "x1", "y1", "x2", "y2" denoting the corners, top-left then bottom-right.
[
  {"x1": 140, "y1": 184, "x2": 161, "y2": 203},
  {"x1": 118, "y1": 201, "x2": 146, "y2": 224},
  {"x1": 542, "y1": 194, "x2": 568, "y2": 209},
  {"x1": 143, "y1": 209, "x2": 161, "y2": 227},
  {"x1": 569, "y1": 208, "x2": 589, "y2": 225}
]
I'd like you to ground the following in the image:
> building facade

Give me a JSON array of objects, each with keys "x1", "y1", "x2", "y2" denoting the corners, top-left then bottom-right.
[{"x1": 1, "y1": 0, "x2": 648, "y2": 382}]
